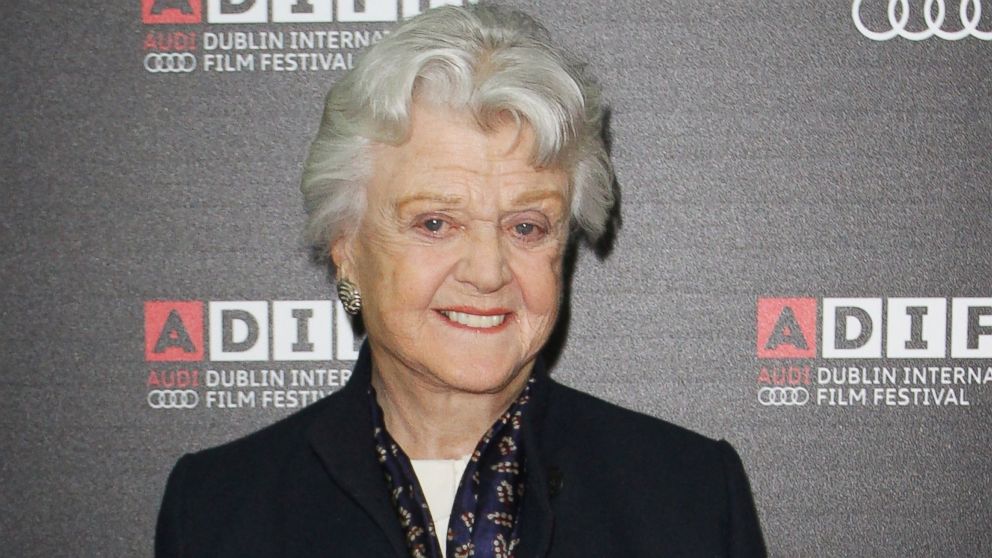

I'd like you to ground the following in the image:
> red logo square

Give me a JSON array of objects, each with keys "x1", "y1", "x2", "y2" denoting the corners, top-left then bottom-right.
[
  {"x1": 145, "y1": 301, "x2": 204, "y2": 361},
  {"x1": 757, "y1": 297, "x2": 817, "y2": 359},
  {"x1": 142, "y1": 0, "x2": 202, "y2": 24}
]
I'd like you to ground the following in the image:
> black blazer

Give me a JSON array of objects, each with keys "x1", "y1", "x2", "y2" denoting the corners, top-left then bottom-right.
[{"x1": 156, "y1": 348, "x2": 766, "y2": 557}]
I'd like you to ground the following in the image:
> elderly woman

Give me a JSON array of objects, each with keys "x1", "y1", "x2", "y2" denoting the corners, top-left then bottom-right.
[{"x1": 156, "y1": 4, "x2": 765, "y2": 558}]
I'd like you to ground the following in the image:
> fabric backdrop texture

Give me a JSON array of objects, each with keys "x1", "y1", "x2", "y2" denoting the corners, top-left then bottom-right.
[{"x1": 2, "y1": 0, "x2": 990, "y2": 556}]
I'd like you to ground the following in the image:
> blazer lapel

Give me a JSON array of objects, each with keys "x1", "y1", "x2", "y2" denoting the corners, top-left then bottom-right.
[
  {"x1": 306, "y1": 345, "x2": 408, "y2": 558},
  {"x1": 514, "y1": 359, "x2": 556, "y2": 558}
]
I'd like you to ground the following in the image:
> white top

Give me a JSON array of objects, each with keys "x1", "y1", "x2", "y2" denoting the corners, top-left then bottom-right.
[{"x1": 410, "y1": 456, "x2": 471, "y2": 558}]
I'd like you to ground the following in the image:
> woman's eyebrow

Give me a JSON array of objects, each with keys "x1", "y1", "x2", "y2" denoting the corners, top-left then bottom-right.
[
  {"x1": 510, "y1": 189, "x2": 564, "y2": 207},
  {"x1": 393, "y1": 192, "x2": 466, "y2": 213}
]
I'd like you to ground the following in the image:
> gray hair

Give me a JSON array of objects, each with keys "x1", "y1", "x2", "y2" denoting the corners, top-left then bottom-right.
[{"x1": 300, "y1": 3, "x2": 614, "y2": 261}]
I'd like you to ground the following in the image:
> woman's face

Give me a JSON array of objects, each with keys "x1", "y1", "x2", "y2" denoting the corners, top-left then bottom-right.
[{"x1": 333, "y1": 101, "x2": 569, "y2": 396}]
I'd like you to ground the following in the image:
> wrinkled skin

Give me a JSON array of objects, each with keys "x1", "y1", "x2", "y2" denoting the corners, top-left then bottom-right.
[{"x1": 333, "y1": 101, "x2": 569, "y2": 413}]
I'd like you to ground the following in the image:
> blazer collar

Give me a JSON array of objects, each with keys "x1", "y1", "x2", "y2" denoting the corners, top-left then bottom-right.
[
  {"x1": 516, "y1": 355, "x2": 556, "y2": 557},
  {"x1": 306, "y1": 342, "x2": 557, "y2": 558},
  {"x1": 306, "y1": 343, "x2": 408, "y2": 557}
]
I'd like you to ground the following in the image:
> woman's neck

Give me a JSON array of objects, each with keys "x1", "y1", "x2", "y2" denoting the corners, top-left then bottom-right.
[{"x1": 370, "y1": 361, "x2": 531, "y2": 460}]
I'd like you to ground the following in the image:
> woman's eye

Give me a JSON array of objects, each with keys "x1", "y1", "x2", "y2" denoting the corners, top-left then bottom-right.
[
  {"x1": 423, "y1": 218, "x2": 445, "y2": 233},
  {"x1": 515, "y1": 223, "x2": 535, "y2": 235},
  {"x1": 512, "y1": 222, "x2": 546, "y2": 240}
]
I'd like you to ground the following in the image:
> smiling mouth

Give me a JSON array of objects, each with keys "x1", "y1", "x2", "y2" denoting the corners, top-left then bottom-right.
[{"x1": 437, "y1": 310, "x2": 510, "y2": 329}]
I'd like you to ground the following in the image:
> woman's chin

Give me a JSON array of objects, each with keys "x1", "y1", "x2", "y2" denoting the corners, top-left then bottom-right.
[{"x1": 427, "y1": 360, "x2": 527, "y2": 396}]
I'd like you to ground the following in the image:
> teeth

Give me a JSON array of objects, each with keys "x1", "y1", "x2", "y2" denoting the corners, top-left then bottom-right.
[{"x1": 440, "y1": 311, "x2": 506, "y2": 329}]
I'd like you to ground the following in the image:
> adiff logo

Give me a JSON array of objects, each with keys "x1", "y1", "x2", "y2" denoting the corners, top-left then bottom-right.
[
  {"x1": 757, "y1": 297, "x2": 992, "y2": 359},
  {"x1": 143, "y1": 300, "x2": 360, "y2": 362},
  {"x1": 142, "y1": 0, "x2": 478, "y2": 24},
  {"x1": 142, "y1": 0, "x2": 203, "y2": 24}
]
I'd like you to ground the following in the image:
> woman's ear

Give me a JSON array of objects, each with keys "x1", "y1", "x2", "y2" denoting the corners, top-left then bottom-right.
[{"x1": 330, "y1": 234, "x2": 357, "y2": 282}]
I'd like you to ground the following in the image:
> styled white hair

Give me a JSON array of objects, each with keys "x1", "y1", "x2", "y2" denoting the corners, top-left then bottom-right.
[{"x1": 301, "y1": 2, "x2": 614, "y2": 261}]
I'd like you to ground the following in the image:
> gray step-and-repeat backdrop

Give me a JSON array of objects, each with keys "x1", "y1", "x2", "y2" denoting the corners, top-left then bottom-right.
[{"x1": 3, "y1": 0, "x2": 990, "y2": 556}]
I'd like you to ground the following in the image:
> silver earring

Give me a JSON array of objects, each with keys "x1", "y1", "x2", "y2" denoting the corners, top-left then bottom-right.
[{"x1": 337, "y1": 279, "x2": 362, "y2": 315}]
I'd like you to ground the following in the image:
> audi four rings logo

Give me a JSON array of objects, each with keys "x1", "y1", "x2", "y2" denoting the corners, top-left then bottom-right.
[
  {"x1": 757, "y1": 387, "x2": 810, "y2": 406},
  {"x1": 144, "y1": 53, "x2": 197, "y2": 73},
  {"x1": 853, "y1": 0, "x2": 992, "y2": 40},
  {"x1": 148, "y1": 389, "x2": 199, "y2": 409}
]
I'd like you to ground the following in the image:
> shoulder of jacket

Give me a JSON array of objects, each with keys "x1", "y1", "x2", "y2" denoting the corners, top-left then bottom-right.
[
  {"x1": 180, "y1": 387, "x2": 345, "y2": 475},
  {"x1": 543, "y1": 379, "x2": 724, "y2": 463}
]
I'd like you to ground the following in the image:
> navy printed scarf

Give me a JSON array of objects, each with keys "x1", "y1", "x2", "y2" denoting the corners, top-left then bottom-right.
[{"x1": 370, "y1": 380, "x2": 532, "y2": 558}]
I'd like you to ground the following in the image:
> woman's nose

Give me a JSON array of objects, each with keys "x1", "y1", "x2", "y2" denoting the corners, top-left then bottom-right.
[{"x1": 453, "y1": 226, "x2": 512, "y2": 294}]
